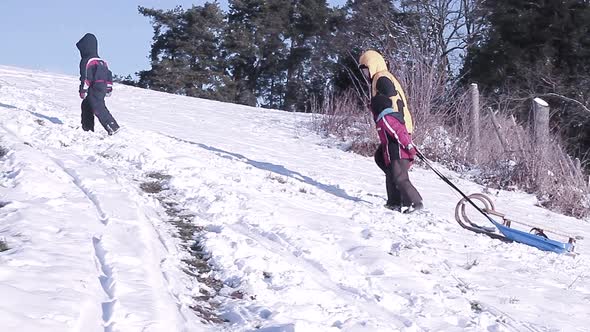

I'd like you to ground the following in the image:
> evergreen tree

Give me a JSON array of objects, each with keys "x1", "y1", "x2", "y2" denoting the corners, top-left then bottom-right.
[
  {"x1": 223, "y1": 0, "x2": 291, "y2": 108},
  {"x1": 138, "y1": 3, "x2": 230, "y2": 101},
  {"x1": 463, "y1": 0, "x2": 590, "y2": 93},
  {"x1": 222, "y1": 0, "x2": 264, "y2": 106},
  {"x1": 256, "y1": 0, "x2": 291, "y2": 109},
  {"x1": 137, "y1": 1, "x2": 341, "y2": 111},
  {"x1": 224, "y1": 0, "x2": 337, "y2": 111},
  {"x1": 284, "y1": 0, "x2": 335, "y2": 111},
  {"x1": 113, "y1": 74, "x2": 141, "y2": 87}
]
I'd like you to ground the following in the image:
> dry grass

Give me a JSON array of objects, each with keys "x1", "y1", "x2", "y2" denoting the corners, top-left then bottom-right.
[
  {"x1": 464, "y1": 104, "x2": 590, "y2": 218},
  {"x1": 140, "y1": 181, "x2": 165, "y2": 194},
  {"x1": 158, "y1": 196, "x2": 229, "y2": 324},
  {"x1": 310, "y1": 90, "x2": 378, "y2": 157},
  {"x1": 266, "y1": 173, "x2": 288, "y2": 184},
  {"x1": 137, "y1": 171, "x2": 229, "y2": 323},
  {"x1": 146, "y1": 171, "x2": 172, "y2": 181}
]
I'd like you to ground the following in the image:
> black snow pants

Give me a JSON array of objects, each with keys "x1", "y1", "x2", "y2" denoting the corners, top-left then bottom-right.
[
  {"x1": 81, "y1": 89, "x2": 119, "y2": 134},
  {"x1": 374, "y1": 142, "x2": 422, "y2": 208}
]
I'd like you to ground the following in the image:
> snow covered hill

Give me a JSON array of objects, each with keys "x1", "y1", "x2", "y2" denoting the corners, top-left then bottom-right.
[{"x1": 0, "y1": 65, "x2": 589, "y2": 332}]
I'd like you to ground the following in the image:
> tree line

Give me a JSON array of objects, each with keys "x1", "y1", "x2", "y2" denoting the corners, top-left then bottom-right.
[
  {"x1": 133, "y1": 0, "x2": 484, "y2": 111},
  {"x1": 125, "y1": 0, "x2": 590, "y2": 159}
]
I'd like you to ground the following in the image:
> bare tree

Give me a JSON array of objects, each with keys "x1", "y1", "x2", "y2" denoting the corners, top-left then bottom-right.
[{"x1": 398, "y1": 0, "x2": 485, "y2": 74}]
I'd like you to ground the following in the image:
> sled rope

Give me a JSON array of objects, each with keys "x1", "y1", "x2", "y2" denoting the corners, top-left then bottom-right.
[{"x1": 416, "y1": 150, "x2": 580, "y2": 241}]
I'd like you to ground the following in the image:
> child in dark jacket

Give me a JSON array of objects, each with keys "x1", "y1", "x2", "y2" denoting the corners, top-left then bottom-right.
[
  {"x1": 76, "y1": 33, "x2": 120, "y2": 135},
  {"x1": 371, "y1": 94, "x2": 423, "y2": 212}
]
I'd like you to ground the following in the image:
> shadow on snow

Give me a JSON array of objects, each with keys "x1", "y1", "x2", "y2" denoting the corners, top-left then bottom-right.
[{"x1": 165, "y1": 134, "x2": 369, "y2": 204}]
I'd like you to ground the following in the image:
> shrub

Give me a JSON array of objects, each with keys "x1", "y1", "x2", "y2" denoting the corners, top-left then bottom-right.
[{"x1": 310, "y1": 90, "x2": 377, "y2": 157}]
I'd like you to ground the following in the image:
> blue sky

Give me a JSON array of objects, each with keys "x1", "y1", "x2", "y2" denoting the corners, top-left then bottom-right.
[{"x1": 0, "y1": 0, "x2": 345, "y2": 78}]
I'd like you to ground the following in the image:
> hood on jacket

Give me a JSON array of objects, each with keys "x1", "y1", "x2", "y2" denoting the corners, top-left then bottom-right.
[
  {"x1": 76, "y1": 33, "x2": 98, "y2": 58},
  {"x1": 359, "y1": 50, "x2": 387, "y2": 78}
]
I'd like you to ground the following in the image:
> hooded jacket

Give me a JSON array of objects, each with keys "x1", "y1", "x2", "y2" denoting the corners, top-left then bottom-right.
[
  {"x1": 76, "y1": 33, "x2": 112, "y2": 95},
  {"x1": 359, "y1": 50, "x2": 414, "y2": 134}
]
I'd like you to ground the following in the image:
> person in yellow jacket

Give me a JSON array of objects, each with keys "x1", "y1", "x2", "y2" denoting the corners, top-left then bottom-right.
[{"x1": 359, "y1": 50, "x2": 423, "y2": 213}]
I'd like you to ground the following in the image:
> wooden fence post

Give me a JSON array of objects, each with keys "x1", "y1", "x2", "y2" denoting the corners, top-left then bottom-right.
[
  {"x1": 533, "y1": 98, "x2": 550, "y2": 187},
  {"x1": 533, "y1": 98, "x2": 550, "y2": 146},
  {"x1": 470, "y1": 83, "x2": 480, "y2": 163}
]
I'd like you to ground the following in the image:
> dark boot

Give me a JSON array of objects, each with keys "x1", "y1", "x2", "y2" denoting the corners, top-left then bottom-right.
[
  {"x1": 402, "y1": 202, "x2": 424, "y2": 214},
  {"x1": 106, "y1": 119, "x2": 120, "y2": 135},
  {"x1": 384, "y1": 203, "x2": 402, "y2": 212}
]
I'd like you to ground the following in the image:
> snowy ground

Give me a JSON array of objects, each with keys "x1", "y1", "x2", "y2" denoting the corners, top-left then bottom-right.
[{"x1": 0, "y1": 65, "x2": 589, "y2": 332}]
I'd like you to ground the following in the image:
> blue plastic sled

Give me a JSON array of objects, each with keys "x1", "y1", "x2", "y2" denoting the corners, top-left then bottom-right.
[
  {"x1": 455, "y1": 193, "x2": 578, "y2": 254},
  {"x1": 490, "y1": 220, "x2": 574, "y2": 254}
]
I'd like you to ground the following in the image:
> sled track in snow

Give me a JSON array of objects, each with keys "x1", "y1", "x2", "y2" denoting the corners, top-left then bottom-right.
[
  {"x1": 93, "y1": 235, "x2": 118, "y2": 332},
  {"x1": 1, "y1": 123, "x2": 120, "y2": 331},
  {"x1": 50, "y1": 158, "x2": 118, "y2": 331},
  {"x1": 50, "y1": 158, "x2": 109, "y2": 225}
]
